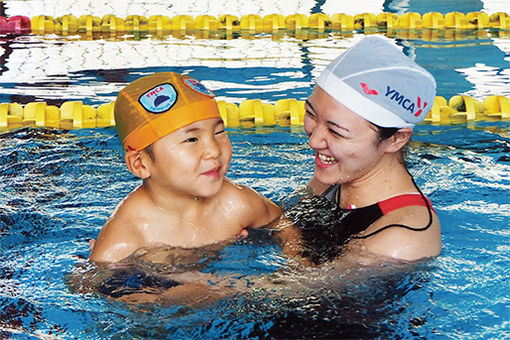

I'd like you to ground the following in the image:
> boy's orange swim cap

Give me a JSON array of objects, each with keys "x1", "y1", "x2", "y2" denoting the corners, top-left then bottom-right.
[{"x1": 114, "y1": 72, "x2": 221, "y2": 151}]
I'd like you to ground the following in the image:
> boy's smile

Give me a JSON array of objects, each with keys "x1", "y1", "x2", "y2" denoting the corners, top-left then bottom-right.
[{"x1": 202, "y1": 166, "x2": 221, "y2": 178}]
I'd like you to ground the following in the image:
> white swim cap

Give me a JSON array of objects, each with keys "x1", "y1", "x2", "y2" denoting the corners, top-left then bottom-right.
[{"x1": 316, "y1": 36, "x2": 436, "y2": 128}]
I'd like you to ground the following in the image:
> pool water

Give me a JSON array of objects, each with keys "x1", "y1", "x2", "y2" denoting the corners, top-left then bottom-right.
[
  {"x1": 1, "y1": 0, "x2": 509, "y2": 339},
  {"x1": 1, "y1": 122, "x2": 508, "y2": 338}
]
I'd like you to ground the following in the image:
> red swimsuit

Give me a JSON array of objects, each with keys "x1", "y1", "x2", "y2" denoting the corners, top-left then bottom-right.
[{"x1": 377, "y1": 193, "x2": 434, "y2": 215}]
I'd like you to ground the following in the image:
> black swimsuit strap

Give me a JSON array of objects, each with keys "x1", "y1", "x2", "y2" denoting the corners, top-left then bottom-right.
[{"x1": 321, "y1": 184, "x2": 340, "y2": 203}]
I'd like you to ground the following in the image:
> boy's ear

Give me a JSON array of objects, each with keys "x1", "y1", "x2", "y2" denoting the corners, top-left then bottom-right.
[
  {"x1": 383, "y1": 128, "x2": 412, "y2": 153},
  {"x1": 125, "y1": 150, "x2": 151, "y2": 179}
]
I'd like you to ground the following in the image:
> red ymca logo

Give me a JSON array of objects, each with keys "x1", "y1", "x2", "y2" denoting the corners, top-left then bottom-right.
[
  {"x1": 360, "y1": 83, "x2": 378, "y2": 95},
  {"x1": 414, "y1": 96, "x2": 428, "y2": 117},
  {"x1": 146, "y1": 86, "x2": 164, "y2": 98}
]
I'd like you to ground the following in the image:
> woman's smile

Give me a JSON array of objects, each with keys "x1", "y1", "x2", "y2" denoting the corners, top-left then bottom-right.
[{"x1": 315, "y1": 152, "x2": 338, "y2": 168}]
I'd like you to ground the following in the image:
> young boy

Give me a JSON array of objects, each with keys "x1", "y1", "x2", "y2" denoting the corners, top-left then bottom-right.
[{"x1": 89, "y1": 72, "x2": 282, "y2": 263}]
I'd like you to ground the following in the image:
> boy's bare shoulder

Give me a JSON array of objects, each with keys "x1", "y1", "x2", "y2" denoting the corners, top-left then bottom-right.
[
  {"x1": 220, "y1": 178, "x2": 262, "y2": 200},
  {"x1": 219, "y1": 178, "x2": 282, "y2": 228},
  {"x1": 104, "y1": 188, "x2": 150, "y2": 231},
  {"x1": 219, "y1": 178, "x2": 273, "y2": 210},
  {"x1": 89, "y1": 189, "x2": 148, "y2": 263},
  {"x1": 113, "y1": 187, "x2": 148, "y2": 216}
]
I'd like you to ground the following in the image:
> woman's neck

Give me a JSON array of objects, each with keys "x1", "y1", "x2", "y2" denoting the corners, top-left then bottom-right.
[{"x1": 339, "y1": 154, "x2": 414, "y2": 208}]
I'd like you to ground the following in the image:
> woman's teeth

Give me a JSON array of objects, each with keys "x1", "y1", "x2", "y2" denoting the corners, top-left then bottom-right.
[{"x1": 319, "y1": 153, "x2": 337, "y2": 164}]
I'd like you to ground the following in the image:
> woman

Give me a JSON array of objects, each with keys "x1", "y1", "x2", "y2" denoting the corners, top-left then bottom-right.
[{"x1": 278, "y1": 36, "x2": 441, "y2": 265}]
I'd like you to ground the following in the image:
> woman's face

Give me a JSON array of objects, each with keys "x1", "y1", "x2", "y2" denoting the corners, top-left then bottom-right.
[{"x1": 304, "y1": 86, "x2": 386, "y2": 186}]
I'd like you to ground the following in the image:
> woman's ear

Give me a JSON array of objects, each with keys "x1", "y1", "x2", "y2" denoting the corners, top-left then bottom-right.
[
  {"x1": 383, "y1": 128, "x2": 412, "y2": 153},
  {"x1": 125, "y1": 150, "x2": 151, "y2": 179}
]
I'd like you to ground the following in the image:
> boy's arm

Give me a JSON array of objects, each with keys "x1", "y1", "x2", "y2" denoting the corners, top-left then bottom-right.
[{"x1": 89, "y1": 218, "x2": 144, "y2": 263}]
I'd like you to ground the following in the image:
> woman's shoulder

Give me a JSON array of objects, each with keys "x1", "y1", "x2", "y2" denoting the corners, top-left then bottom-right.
[{"x1": 360, "y1": 204, "x2": 442, "y2": 261}]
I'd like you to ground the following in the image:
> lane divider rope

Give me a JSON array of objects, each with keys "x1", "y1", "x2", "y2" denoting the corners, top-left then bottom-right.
[
  {"x1": 0, "y1": 95, "x2": 508, "y2": 131},
  {"x1": 0, "y1": 12, "x2": 508, "y2": 37}
]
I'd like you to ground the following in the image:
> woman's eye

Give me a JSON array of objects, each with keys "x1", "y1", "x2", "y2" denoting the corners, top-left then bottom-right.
[
  {"x1": 184, "y1": 137, "x2": 199, "y2": 143},
  {"x1": 215, "y1": 129, "x2": 225, "y2": 135},
  {"x1": 329, "y1": 128, "x2": 343, "y2": 137}
]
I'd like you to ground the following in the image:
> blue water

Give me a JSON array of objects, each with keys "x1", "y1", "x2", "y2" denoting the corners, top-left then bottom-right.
[
  {"x1": 0, "y1": 122, "x2": 508, "y2": 338},
  {"x1": 0, "y1": 0, "x2": 509, "y2": 339}
]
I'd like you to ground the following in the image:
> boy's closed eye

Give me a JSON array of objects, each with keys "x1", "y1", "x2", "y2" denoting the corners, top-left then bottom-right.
[{"x1": 183, "y1": 136, "x2": 199, "y2": 143}]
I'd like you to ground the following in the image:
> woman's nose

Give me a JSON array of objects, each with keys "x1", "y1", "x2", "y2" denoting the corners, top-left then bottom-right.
[{"x1": 307, "y1": 124, "x2": 328, "y2": 150}]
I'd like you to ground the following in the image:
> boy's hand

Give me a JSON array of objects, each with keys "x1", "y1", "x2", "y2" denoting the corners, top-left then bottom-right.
[{"x1": 239, "y1": 229, "x2": 249, "y2": 239}]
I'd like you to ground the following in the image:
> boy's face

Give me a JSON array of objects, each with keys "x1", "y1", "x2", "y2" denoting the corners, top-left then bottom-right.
[{"x1": 145, "y1": 117, "x2": 232, "y2": 198}]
